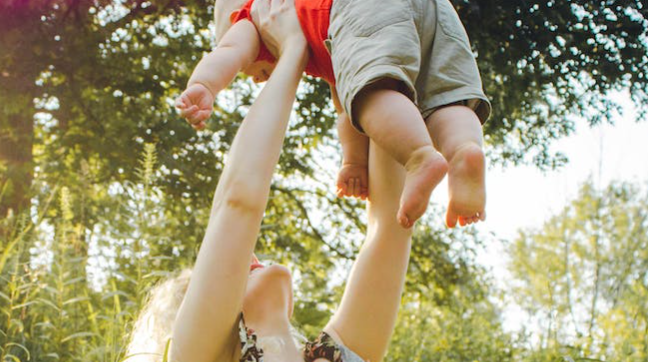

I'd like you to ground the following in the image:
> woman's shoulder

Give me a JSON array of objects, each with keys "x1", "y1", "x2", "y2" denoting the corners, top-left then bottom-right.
[
  {"x1": 304, "y1": 330, "x2": 366, "y2": 362},
  {"x1": 304, "y1": 331, "x2": 343, "y2": 362}
]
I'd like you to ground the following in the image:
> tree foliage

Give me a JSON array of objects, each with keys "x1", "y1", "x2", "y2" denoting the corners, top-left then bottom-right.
[
  {"x1": 509, "y1": 180, "x2": 648, "y2": 360},
  {"x1": 388, "y1": 218, "x2": 513, "y2": 362},
  {"x1": 460, "y1": 0, "x2": 648, "y2": 167},
  {"x1": 2, "y1": 0, "x2": 647, "y2": 217}
]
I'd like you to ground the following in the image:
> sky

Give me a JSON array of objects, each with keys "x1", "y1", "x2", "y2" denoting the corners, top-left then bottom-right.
[
  {"x1": 486, "y1": 96, "x2": 648, "y2": 241},
  {"x1": 430, "y1": 90, "x2": 648, "y2": 332}
]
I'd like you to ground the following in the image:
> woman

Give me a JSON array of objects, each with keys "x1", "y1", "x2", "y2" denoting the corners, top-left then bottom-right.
[{"x1": 127, "y1": 1, "x2": 413, "y2": 361}]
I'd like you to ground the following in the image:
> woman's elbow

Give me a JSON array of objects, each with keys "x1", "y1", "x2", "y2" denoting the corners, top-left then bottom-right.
[
  {"x1": 224, "y1": 194, "x2": 265, "y2": 215},
  {"x1": 215, "y1": 186, "x2": 267, "y2": 216}
]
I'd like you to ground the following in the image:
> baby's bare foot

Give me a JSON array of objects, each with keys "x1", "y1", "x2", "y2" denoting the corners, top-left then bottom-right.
[
  {"x1": 446, "y1": 143, "x2": 486, "y2": 228},
  {"x1": 336, "y1": 163, "x2": 369, "y2": 200},
  {"x1": 397, "y1": 146, "x2": 448, "y2": 228}
]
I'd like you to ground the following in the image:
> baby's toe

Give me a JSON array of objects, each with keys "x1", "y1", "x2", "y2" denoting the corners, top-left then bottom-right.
[
  {"x1": 446, "y1": 210, "x2": 458, "y2": 228},
  {"x1": 458, "y1": 216, "x2": 467, "y2": 227}
]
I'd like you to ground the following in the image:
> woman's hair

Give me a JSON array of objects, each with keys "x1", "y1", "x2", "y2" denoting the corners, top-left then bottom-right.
[
  {"x1": 125, "y1": 269, "x2": 192, "y2": 362},
  {"x1": 125, "y1": 267, "x2": 306, "y2": 361}
]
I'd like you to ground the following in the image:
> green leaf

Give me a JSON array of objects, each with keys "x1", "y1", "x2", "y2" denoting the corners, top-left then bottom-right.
[
  {"x1": 3, "y1": 354, "x2": 21, "y2": 362},
  {"x1": 162, "y1": 338, "x2": 172, "y2": 362},
  {"x1": 4, "y1": 343, "x2": 30, "y2": 361},
  {"x1": 0, "y1": 290, "x2": 10, "y2": 302},
  {"x1": 61, "y1": 331, "x2": 97, "y2": 343},
  {"x1": 62, "y1": 296, "x2": 90, "y2": 306},
  {"x1": 35, "y1": 298, "x2": 61, "y2": 312}
]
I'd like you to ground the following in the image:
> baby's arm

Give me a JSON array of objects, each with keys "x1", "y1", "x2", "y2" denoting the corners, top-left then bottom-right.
[
  {"x1": 176, "y1": 20, "x2": 260, "y2": 129},
  {"x1": 332, "y1": 86, "x2": 370, "y2": 200}
]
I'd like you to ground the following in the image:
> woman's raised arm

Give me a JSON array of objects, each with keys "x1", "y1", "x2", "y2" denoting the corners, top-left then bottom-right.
[
  {"x1": 170, "y1": 3, "x2": 308, "y2": 361},
  {"x1": 325, "y1": 141, "x2": 413, "y2": 362}
]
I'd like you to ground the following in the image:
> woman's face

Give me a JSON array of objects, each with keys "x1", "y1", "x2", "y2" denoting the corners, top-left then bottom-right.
[
  {"x1": 242, "y1": 255, "x2": 294, "y2": 319},
  {"x1": 243, "y1": 60, "x2": 276, "y2": 83}
]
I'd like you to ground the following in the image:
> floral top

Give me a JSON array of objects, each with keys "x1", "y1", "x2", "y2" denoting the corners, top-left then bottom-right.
[{"x1": 238, "y1": 316, "x2": 355, "y2": 362}]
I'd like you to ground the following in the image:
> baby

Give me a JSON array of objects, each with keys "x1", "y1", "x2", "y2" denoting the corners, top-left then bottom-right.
[{"x1": 176, "y1": 0, "x2": 491, "y2": 228}]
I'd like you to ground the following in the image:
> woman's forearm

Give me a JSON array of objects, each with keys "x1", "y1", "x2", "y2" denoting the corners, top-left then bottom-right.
[
  {"x1": 326, "y1": 143, "x2": 412, "y2": 362},
  {"x1": 213, "y1": 42, "x2": 308, "y2": 211}
]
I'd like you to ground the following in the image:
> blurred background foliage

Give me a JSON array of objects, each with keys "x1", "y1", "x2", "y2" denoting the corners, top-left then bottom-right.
[{"x1": 0, "y1": 0, "x2": 647, "y2": 361}]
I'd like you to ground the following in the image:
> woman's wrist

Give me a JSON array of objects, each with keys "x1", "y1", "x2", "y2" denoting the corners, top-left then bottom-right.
[{"x1": 278, "y1": 39, "x2": 308, "y2": 69}]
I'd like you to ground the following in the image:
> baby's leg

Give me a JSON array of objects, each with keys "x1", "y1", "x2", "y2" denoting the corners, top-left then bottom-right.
[
  {"x1": 426, "y1": 105, "x2": 485, "y2": 228},
  {"x1": 353, "y1": 79, "x2": 448, "y2": 228}
]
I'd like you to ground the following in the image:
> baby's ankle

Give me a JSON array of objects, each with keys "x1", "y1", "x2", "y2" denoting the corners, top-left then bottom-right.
[{"x1": 449, "y1": 142, "x2": 483, "y2": 161}]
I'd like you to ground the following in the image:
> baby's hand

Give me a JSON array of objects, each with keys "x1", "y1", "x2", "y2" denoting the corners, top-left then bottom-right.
[
  {"x1": 175, "y1": 83, "x2": 215, "y2": 130},
  {"x1": 336, "y1": 163, "x2": 368, "y2": 200}
]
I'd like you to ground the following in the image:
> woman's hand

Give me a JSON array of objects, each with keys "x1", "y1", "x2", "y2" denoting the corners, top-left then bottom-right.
[{"x1": 251, "y1": 0, "x2": 307, "y2": 57}]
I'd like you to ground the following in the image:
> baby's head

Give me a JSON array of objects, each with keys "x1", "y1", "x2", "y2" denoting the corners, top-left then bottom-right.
[{"x1": 214, "y1": 0, "x2": 276, "y2": 83}]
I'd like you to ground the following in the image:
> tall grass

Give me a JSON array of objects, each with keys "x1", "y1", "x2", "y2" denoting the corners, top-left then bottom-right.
[{"x1": 0, "y1": 144, "x2": 172, "y2": 362}]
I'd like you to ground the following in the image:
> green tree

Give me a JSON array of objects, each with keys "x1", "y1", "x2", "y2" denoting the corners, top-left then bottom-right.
[
  {"x1": 509, "y1": 180, "x2": 648, "y2": 361},
  {"x1": 388, "y1": 218, "x2": 513, "y2": 362},
  {"x1": 461, "y1": 0, "x2": 648, "y2": 167},
  {"x1": 2, "y1": 0, "x2": 647, "y2": 218}
]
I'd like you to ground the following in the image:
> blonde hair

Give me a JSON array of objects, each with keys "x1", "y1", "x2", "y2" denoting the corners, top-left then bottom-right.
[
  {"x1": 125, "y1": 269, "x2": 192, "y2": 362},
  {"x1": 214, "y1": 0, "x2": 250, "y2": 43},
  {"x1": 125, "y1": 268, "x2": 306, "y2": 361}
]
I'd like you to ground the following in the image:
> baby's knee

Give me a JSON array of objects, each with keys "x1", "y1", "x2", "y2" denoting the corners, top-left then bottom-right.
[
  {"x1": 426, "y1": 104, "x2": 481, "y2": 127},
  {"x1": 352, "y1": 78, "x2": 413, "y2": 126}
]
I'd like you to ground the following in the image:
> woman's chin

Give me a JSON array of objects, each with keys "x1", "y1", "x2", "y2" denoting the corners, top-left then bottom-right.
[
  {"x1": 243, "y1": 264, "x2": 293, "y2": 317},
  {"x1": 262, "y1": 264, "x2": 291, "y2": 279}
]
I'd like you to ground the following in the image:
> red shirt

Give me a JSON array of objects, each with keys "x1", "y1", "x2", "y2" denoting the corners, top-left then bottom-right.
[{"x1": 231, "y1": 0, "x2": 335, "y2": 84}]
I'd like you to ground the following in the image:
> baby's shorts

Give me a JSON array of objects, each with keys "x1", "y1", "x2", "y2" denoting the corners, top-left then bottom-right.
[{"x1": 327, "y1": 0, "x2": 491, "y2": 132}]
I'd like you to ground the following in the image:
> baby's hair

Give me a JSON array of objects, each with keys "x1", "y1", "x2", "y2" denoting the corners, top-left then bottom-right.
[{"x1": 214, "y1": 0, "x2": 250, "y2": 43}]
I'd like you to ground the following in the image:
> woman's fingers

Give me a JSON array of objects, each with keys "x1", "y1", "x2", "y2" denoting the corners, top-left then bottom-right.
[
  {"x1": 251, "y1": 0, "x2": 269, "y2": 23},
  {"x1": 252, "y1": 0, "x2": 276, "y2": 56},
  {"x1": 270, "y1": 0, "x2": 284, "y2": 12},
  {"x1": 252, "y1": 0, "x2": 304, "y2": 57}
]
